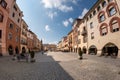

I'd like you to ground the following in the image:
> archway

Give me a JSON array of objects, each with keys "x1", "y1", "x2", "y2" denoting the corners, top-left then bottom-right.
[
  {"x1": 22, "y1": 47, "x2": 26, "y2": 53},
  {"x1": 102, "y1": 43, "x2": 118, "y2": 57},
  {"x1": 8, "y1": 45, "x2": 13, "y2": 55},
  {"x1": 82, "y1": 46, "x2": 87, "y2": 54},
  {"x1": 89, "y1": 45, "x2": 97, "y2": 55}
]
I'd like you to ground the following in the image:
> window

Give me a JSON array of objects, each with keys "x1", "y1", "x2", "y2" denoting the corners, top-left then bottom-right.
[
  {"x1": 8, "y1": 33, "x2": 12, "y2": 40},
  {"x1": 16, "y1": 28, "x2": 19, "y2": 32},
  {"x1": 9, "y1": 23, "x2": 13, "y2": 29},
  {"x1": 102, "y1": 1, "x2": 107, "y2": 7},
  {"x1": 100, "y1": 14, "x2": 105, "y2": 22},
  {"x1": 111, "y1": 20, "x2": 119, "y2": 32},
  {"x1": 91, "y1": 32, "x2": 94, "y2": 39},
  {"x1": 101, "y1": 26, "x2": 107, "y2": 36},
  {"x1": 87, "y1": 17, "x2": 89, "y2": 21},
  {"x1": 93, "y1": 10, "x2": 96, "y2": 15},
  {"x1": 108, "y1": 0, "x2": 113, "y2": 2},
  {"x1": 12, "y1": 12, "x2": 15, "y2": 17},
  {"x1": 16, "y1": 36, "x2": 19, "y2": 42},
  {"x1": 0, "y1": 30, "x2": 2, "y2": 38},
  {"x1": 90, "y1": 22, "x2": 93, "y2": 29},
  {"x1": 90, "y1": 14, "x2": 92, "y2": 18},
  {"x1": 17, "y1": 18, "x2": 20, "y2": 23},
  {"x1": 78, "y1": 39, "x2": 81, "y2": 44},
  {"x1": 19, "y1": 13, "x2": 21, "y2": 16},
  {"x1": 13, "y1": 5, "x2": 17, "y2": 11},
  {"x1": 109, "y1": 7, "x2": 116, "y2": 16},
  {"x1": 83, "y1": 36, "x2": 87, "y2": 43},
  {"x1": 97, "y1": 6, "x2": 101, "y2": 11},
  {"x1": 0, "y1": 0, "x2": 7, "y2": 9},
  {"x1": 98, "y1": 11, "x2": 106, "y2": 23},
  {"x1": 78, "y1": 31, "x2": 80, "y2": 35},
  {"x1": 0, "y1": 12, "x2": 3, "y2": 22}
]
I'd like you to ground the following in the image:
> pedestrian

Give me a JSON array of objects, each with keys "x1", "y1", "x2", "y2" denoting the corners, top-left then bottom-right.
[
  {"x1": 41, "y1": 50, "x2": 44, "y2": 55},
  {"x1": 78, "y1": 49, "x2": 83, "y2": 60},
  {"x1": 30, "y1": 50, "x2": 35, "y2": 62}
]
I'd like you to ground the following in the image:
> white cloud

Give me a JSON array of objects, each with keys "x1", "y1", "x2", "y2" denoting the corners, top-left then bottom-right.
[
  {"x1": 63, "y1": 20, "x2": 69, "y2": 27},
  {"x1": 49, "y1": 41, "x2": 58, "y2": 44},
  {"x1": 47, "y1": 12, "x2": 57, "y2": 19},
  {"x1": 58, "y1": 5, "x2": 73, "y2": 12},
  {"x1": 62, "y1": 17, "x2": 73, "y2": 27},
  {"x1": 45, "y1": 25, "x2": 50, "y2": 31},
  {"x1": 41, "y1": 0, "x2": 73, "y2": 12},
  {"x1": 68, "y1": 18, "x2": 73, "y2": 23},
  {"x1": 71, "y1": 0, "x2": 77, "y2": 4},
  {"x1": 79, "y1": 8, "x2": 88, "y2": 19}
]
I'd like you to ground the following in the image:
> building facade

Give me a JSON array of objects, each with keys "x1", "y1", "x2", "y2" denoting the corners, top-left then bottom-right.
[
  {"x1": 77, "y1": 19, "x2": 87, "y2": 54},
  {"x1": 27, "y1": 30, "x2": 34, "y2": 52},
  {"x1": 59, "y1": 0, "x2": 120, "y2": 58},
  {"x1": 67, "y1": 30, "x2": 73, "y2": 52},
  {"x1": 84, "y1": 0, "x2": 120, "y2": 57},
  {"x1": 72, "y1": 19, "x2": 81, "y2": 53},
  {"x1": 6, "y1": 0, "x2": 23, "y2": 55},
  {"x1": 0, "y1": 0, "x2": 9, "y2": 55},
  {"x1": 0, "y1": 0, "x2": 41, "y2": 56},
  {"x1": 20, "y1": 19, "x2": 28, "y2": 53}
]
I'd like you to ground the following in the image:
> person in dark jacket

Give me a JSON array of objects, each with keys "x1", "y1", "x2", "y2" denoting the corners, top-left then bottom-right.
[
  {"x1": 78, "y1": 48, "x2": 83, "y2": 60},
  {"x1": 30, "y1": 50, "x2": 35, "y2": 62}
]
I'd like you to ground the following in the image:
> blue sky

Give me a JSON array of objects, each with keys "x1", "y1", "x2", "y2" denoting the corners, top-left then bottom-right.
[{"x1": 16, "y1": 0, "x2": 97, "y2": 44}]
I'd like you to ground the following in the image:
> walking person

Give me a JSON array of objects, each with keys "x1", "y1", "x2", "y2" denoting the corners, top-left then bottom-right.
[
  {"x1": 30, "y1": 50, "x2": 35, "y2": 62},
  {"x1": 78, "y1": 48, "x2": 83, "y2": 60}
]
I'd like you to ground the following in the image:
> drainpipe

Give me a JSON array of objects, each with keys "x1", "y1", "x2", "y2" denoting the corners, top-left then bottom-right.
[
  {"x1": 114, "y1": 0, "x2": 120, "y2": 15},
  {"x1": 85, "y1": 18, "x2": 89, "y2": 54}
]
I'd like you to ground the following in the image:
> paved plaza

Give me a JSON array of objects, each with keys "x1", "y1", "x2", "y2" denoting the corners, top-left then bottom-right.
[{"x1": 0, "y1": 52, "x2": 120, "y2": 80}]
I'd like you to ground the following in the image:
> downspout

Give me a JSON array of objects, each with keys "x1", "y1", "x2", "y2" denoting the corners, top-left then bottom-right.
[{"x1": 114, "y1": 0, "x2": 120, "y2": 15}]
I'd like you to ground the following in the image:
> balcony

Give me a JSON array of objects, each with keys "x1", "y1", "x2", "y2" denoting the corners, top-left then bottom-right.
[{"x1": 81, "y1": 29, "x2": 87, "y2": 36}]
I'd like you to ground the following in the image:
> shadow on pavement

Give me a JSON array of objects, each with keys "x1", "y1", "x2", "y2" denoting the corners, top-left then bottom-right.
[{"x1": 0, "y1": 53, "x2": 74, "y2": 80}]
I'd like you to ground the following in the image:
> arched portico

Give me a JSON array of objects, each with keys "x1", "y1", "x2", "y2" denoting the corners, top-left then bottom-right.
[
  {"x1": 102, "y1": 43, "x2": 118, "y2": 57},
  {"x1": 89, "y1": 45, "x2": 97, "y2": 55}
]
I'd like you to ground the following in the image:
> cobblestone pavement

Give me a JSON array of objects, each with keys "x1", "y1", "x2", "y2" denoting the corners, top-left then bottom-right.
[{"x1": 0, "y1": 52, "x2": 120, "y2": 80}]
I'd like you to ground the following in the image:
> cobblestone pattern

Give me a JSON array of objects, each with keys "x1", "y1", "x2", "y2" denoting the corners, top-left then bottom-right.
[{"x1": 0, "y1": 52, "x2": 120, "y2": 80}]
